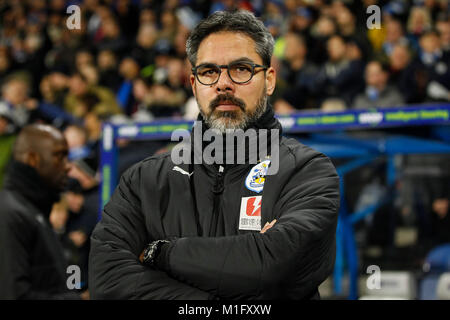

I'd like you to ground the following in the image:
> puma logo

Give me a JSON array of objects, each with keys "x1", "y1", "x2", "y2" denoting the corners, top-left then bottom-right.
[{"x1": 172, "y1": 166, "x2": 194, "y2": 178}]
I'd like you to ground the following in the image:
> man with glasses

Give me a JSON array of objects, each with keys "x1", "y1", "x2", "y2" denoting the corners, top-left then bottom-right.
[{"x1": 89, "y1": 10, "x2": 339, "y2": 300}]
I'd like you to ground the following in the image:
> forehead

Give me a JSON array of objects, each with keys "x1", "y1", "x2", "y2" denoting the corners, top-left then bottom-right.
[
  {"x1": 196, "y1": 31, "x2": 262, "y2": 65},
  {"x1": 40, "y1": 133, "x2": 68, "y2": 151},
  {"x1": 367, "y1": 63, "x2": 382, "y2": 73}
]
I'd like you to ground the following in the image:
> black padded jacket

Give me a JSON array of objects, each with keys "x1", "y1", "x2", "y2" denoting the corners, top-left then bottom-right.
[{"x1": 89, "y1": 107, "x2": 340, "y2": 300}]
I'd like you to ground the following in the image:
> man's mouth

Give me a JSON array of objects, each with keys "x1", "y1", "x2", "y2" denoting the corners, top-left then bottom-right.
[{"x1": 216, "y1": 102, "x2": 241, "y2": 111}]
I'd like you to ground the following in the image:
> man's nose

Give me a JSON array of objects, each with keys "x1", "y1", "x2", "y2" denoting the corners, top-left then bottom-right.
[
  {"x1": 64, "y1": 158, "x2": 72, "y2": 173},
  {"x1": 215, "y1": 68, "x2": 235, "y2": 93}
]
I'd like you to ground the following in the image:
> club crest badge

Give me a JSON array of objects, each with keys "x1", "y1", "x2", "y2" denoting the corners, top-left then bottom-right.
[{"x1": 245, "y1": 160, "x2": 270, "y2": 193}]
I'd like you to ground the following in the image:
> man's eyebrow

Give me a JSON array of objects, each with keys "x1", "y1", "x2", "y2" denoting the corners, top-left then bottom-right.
[
  {"x1": 197, "y1": 57, "x2": 257, "y2": 66},
  {"x1": 229, "y1": 57, "x2": 255, "y2": 64}
]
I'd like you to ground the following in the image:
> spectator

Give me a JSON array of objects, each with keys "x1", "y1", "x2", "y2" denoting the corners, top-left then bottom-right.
[
  {"x1": 0, "y1": 46, "x2": 15, "y2": 81},
  {"x1": 334, "y1": 3, "x2": 372, "y2": 60},
  {"x1": 10, "y1": 16, "x2": 48, "y2": 96},
  {"x1": 0, "y1": 75, "x2": 32, "y2": 130},
  {"x1": 408, "y1": 30, "x2": 450, "y2": 102},
  {"x1": 430, "y1": 193, "x2": 450, "y2": 245},
  {"x1": 40, "y1": 71, "x2": 70, "y2": 107},
  {"x1": 261, "y1": 0, "x2": 285, "y2": 38},
  {"x1": 352, "y1": 60, "x2": 405, "y2": 109},
  {"x1": 74, "y1": 48, "x2": 95, "y2": 72},
  {"x1": 407, "y1": 6, "x2": 433, "y2": 41},
  {"x1": 288, "y1": 6, "x2": 314, "y2": 36},
  {"x1": 64, "y1": 72, "x2": 122, "y2": 118},
  {"x1": 78, "y1": 63, "x2": 100, "y2": 87},
  {"x1": 94, "y1": 16, "x2": 128, "y2": 57},
  {"x1": 321, "y1": 97, "x2": 347, "y2": 112},
  {"x1": 129, "y1": 77, "x2": 155, "y2": 122},
  {"x1": 0, "y1": 73, "x2": 69, "y2": 129},
  {"x1": 138, "y1": 7, "x2": 157, "y2": 26},
  {"x1": 63, "y1": 160, "x2": 100, "y2": 292},
  {"x1": 0, "y1": 115, "x2": 16, "y2": 189},
  {"x1": 313, "y1": 35, "x2": 365, "y2": 106},
  {"x1": 97, "y1": 49, "x2": 122, "y2": 92},
  {"x1": 114, "y1": 0, "x2": 140, "y2": 38},
  {"x1": 63, "y1": 124, "x2": 95, "y2": 164},
  {"x1": 274, "y1": 32, "x2": 318, "y2": 113},
  {"x1": 0, "y1": 71, "x2": 74, "y2": 129},
  {"x1": 158, "y1": 9, "x2": 179, "y2": 45},
  {"x1": 381, "y1": 18, "x2": 414, "y2": 57},
  {"x1": 309, "y1": 14, "x2": 337, "y2": 65},
  {"x1": 435, "y1": 14, "x2": 450, "y2": 52},
  {"x1": 173, "y1": 23, "x2": 191, "y2": 59},
  {"x1": 166, "y1": 56, "x2": 190, "y2": 98},
  {"x1": 388, "y1": 43, "x2": 417, "y2": 103},
  {"x1": 83, "y1": 106, "x2": 104, "y2": 150},
  {"x1": 141, "y1": 55, "x2": 187, "y2": 118},
  {"x1": 130, "y1": 23, "x2": 159, "y2": 68},
  {"x1": 35, "y1": 76, "x2": 77, "y2": 127},
  {"x1": 117, "y1": 56, "x2": 141, "y2": 115}
]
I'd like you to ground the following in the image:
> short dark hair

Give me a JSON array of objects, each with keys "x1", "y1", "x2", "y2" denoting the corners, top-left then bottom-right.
[{"x1": 186, "y1": 10, "x2": 274, "y2": 67}]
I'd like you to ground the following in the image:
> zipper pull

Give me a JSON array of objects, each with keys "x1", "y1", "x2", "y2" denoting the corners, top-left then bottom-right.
[{"x1": 213, "y1": 165, "x2": 225, "y2": 194}]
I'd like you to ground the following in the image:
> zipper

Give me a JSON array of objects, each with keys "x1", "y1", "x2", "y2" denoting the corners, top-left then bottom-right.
[
  {"x1": 210, "y1": 165, "x2": 225, "y2": 236},
  {"x1": 189, "y1": 163, "x2": 203, "y2": 236},
  {"x1": 213, "y1": 165, "x2": 225, "y2": 194}
]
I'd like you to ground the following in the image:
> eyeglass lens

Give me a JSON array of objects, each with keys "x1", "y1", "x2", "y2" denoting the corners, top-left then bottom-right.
[{"x1": 196, "y1": 62, "x2": 254, "y2": 85}]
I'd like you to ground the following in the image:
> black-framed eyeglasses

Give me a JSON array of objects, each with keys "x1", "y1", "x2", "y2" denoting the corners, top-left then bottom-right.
[{"x1": 192, "y1": 61, "x2": 268, "y2": 85}]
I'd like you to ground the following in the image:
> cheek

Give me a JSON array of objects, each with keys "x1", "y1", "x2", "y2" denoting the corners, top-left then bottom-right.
[
  {"x1": 48, "y1": 158, "x2": 63, "y2": 175},
  {"x1": 241, "y1": 84, "x2": 264, "y2": 107},
  {"x1": 194, "y1": 86, "x2": 213, "y2": 108}
]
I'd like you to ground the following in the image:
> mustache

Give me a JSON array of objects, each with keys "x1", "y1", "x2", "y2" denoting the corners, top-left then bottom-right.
[{"x1": 209, "y1": 94, "x2": 246, "y2": 111}]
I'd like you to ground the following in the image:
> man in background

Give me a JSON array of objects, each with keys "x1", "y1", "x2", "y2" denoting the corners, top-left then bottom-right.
[
  {"x1": 0, "y1": 124, "x2": 86, "y2": 299},
  {"x1": 353, "y1": 60, "x2": 405, "y2": 109}
]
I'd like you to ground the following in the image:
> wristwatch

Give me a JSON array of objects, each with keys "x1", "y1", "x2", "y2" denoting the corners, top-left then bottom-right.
[{"x1": 142, "y1": 240, "x2": 170, "y2": 267}]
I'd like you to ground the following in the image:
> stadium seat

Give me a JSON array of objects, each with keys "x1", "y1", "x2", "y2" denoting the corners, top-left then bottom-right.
[
  {"x1": 359, "y1": 271, "x2": 416, "y2": 300},
  {"x1": 419, "y1": 274, "x2": 440, "y2": 300},
  {"x1": 423, "y1": 244, "x2": 450, "y2": 273},
  {"x1": 436, "y1": 273, "x2": 450, "y2": 300}
]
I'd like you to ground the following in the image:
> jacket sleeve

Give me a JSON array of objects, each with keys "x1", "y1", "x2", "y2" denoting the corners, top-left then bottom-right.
[
  {"x1": 162, "y1": 154, "x2": 340, "y2": 299},
  {"x1": 0, "y1": 210, "x2": 80, "y2": 300},
  {"x1": 88, "y1": 164, "x2": 212, "y2": 300}
]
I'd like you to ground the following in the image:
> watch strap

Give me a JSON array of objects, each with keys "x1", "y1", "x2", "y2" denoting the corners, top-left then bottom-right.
[{"x1": 142, "y1": 240, "x2": 170, "y2": 267}]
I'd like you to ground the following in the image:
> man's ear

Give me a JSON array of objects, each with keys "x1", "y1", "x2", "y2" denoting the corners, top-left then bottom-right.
[
  {"x1": 23, "y1": 151, "x2": 40, "y2": 169},
  {"x1": 265, "y1": 67, "x2": 276, "y2": 96},
  {"x1": 190, "y1": 74, "x2": 197, "y2": 98}
]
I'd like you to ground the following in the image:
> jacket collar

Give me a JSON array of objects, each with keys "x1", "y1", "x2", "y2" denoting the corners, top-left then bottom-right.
[
  {"x1": 190, "y1": 103, "x2": 282, "y2": 170},
  {"x1": 4, "y1": 161, "x2": 60, "y2": 219}
]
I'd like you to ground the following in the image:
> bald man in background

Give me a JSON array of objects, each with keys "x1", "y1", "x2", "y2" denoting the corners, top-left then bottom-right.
[{"x1": 0, "y1": 124, "x2": 84, "y2": 299}]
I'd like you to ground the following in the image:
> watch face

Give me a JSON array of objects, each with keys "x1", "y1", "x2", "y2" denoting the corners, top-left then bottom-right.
[
  {"x1": 143, "y1": 240, "x2": 169, "y2": 265},
  {"x1": 144, "y1": 245, "x2": 154, "y2": 262}
]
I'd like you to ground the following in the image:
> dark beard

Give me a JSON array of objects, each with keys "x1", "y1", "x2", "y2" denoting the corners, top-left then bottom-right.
[{"x1": 199, "y1": 87, "x2": 268, "y2": 133}]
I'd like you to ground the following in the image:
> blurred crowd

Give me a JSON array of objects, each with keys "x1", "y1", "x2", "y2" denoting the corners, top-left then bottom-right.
[{"x1": 0, "y1": 0, "x2": 449, "y2": 291}]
